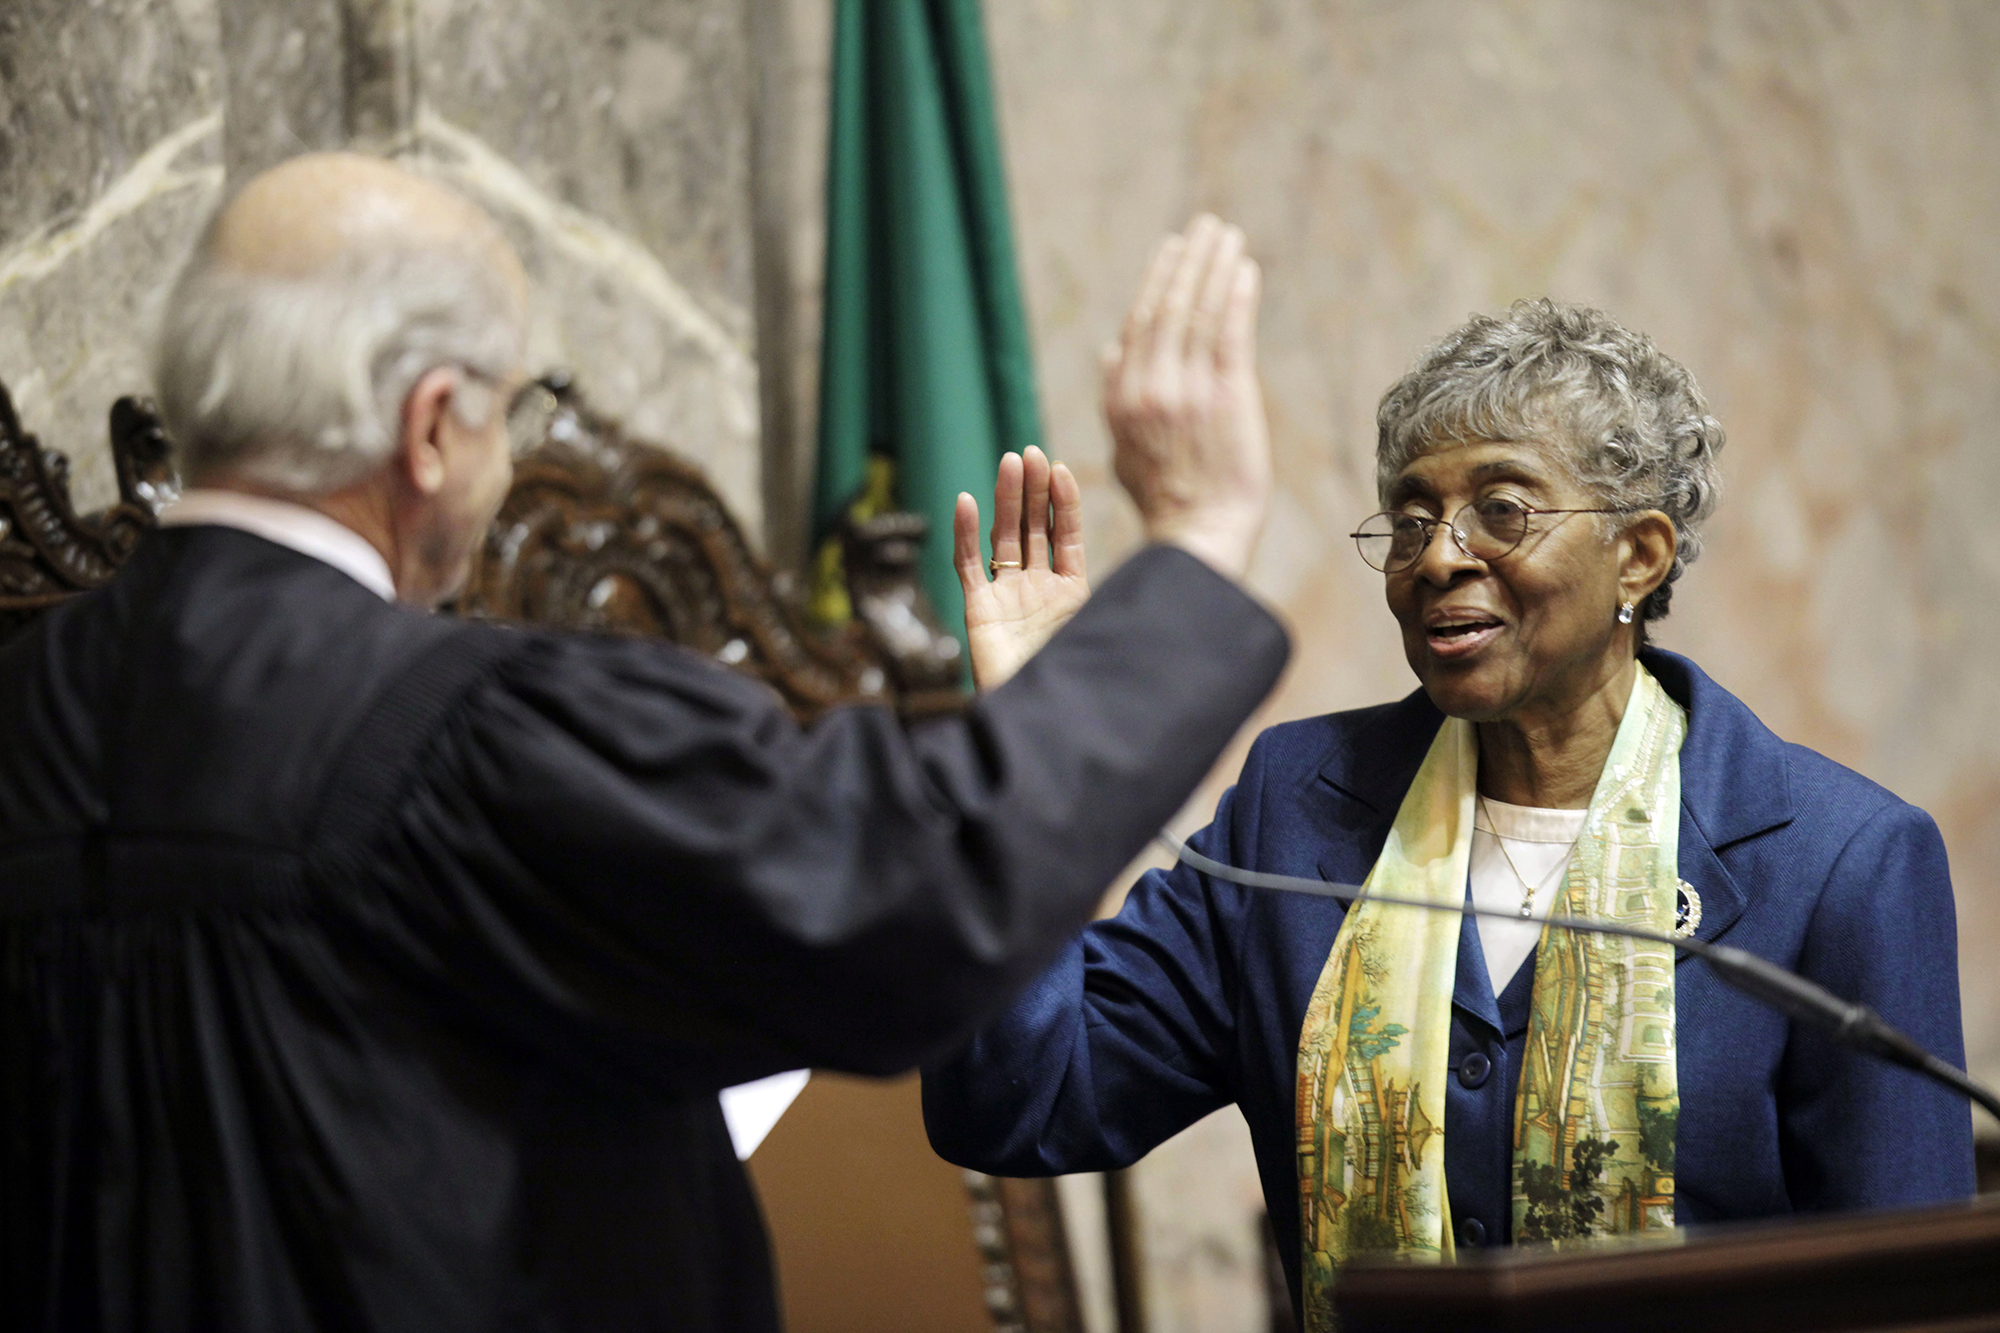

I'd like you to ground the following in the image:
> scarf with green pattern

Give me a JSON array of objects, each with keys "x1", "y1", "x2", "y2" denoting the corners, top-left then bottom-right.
[{"x1": 1295, "y1": 666, "x2": 1685, "y2": 1328}]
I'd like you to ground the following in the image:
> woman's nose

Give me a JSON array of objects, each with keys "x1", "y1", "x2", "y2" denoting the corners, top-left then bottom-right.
[{"x1": 1414, "y1": 513, "x2": 1482, "y2": 584}]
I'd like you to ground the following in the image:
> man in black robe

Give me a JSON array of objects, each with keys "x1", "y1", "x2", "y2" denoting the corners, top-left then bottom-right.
[{"x1": 0, "y1": 154, "x2": 1284, "y2": 1331}]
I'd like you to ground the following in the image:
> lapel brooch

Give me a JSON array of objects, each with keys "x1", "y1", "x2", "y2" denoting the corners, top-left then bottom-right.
[{"x1": 1674, "y1": 879, "x2": 1703, "y2": 940}]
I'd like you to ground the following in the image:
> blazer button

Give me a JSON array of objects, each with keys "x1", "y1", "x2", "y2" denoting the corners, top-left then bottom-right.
[
  {"x1": 1458, "y1": 1051, "x2": 1491, "y2": 1089},
  {"x1": 1460, "y1": 1217, "x2": 1487, "y2": 1248}
]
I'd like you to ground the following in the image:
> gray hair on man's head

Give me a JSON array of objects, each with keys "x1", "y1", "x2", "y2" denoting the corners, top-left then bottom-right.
[
  {"x1": 153, "y1": 235, "x2": 525, "y2": 493},
  {"x1": 1374, "y1": 297, "x2": 1725, "y2": 624}
]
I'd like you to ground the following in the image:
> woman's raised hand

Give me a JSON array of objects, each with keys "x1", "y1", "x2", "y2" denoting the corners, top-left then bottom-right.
[
  {"x1": 956, "y1": 445, "x2": 1090, "y2": 693},
  {"x1": 1103, "y1": 215, "x2": 1270, "y2": 580}
]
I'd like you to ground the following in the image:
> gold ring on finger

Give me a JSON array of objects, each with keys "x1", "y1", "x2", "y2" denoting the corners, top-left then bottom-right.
[{"x1": 988, "y1": 559, "x2": 1023, "y2": 574}]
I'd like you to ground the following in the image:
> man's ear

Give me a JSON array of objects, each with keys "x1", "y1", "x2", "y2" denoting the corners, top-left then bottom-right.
[
  {"x1": 1618, "y1": 509, "x2": 1677, "y2": 606},
  {"x1": 397, "y1": 367, "x2": 461, "y2": 497}
]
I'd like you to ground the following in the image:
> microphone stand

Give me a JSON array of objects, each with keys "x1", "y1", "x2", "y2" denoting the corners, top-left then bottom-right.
[{"x1": 1158, "y1": 836, "x2": 2000, "y2": 1126}]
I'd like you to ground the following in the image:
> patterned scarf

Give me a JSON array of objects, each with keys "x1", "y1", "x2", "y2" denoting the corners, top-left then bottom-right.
[{"x1": 1294, "y1": 666, "x2": 1685, "y2": 1328}]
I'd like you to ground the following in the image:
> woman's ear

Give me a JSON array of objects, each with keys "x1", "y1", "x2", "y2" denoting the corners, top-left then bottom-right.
[
  {"x1": 397, "y1": 367, "x2": 459, "y2": 497},
  {"x1": 1619, "y1": 510, "x2": 1677, "y2": 607}
]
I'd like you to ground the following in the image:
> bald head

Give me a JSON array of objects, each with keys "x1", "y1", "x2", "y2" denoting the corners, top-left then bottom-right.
[
  {"x1": 204, "y1": 152, "x2": 526, "y2": 302},
  {"x1": 156, "y1": 151, "x2": 530, "y2": 496}
]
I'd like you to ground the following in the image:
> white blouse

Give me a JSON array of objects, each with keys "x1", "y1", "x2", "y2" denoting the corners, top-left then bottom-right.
[{"x1": 1469, "y1": 796, "x2": 1587, "y2": 994}]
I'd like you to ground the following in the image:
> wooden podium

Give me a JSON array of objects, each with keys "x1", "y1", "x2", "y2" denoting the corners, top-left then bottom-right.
[{"x1": 1334, "y1": 1196, "x2": 2000, "y2": 1332}]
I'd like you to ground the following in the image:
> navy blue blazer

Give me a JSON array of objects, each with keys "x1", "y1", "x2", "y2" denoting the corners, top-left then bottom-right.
[{"x1": 924, "y1": 650, "x2": 1975, "y2": 1308}]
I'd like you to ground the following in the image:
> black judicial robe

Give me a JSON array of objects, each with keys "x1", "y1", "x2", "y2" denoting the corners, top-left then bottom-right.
[{"x1": 0, "y1": 525, "x2": 1288, "y2": 1333}]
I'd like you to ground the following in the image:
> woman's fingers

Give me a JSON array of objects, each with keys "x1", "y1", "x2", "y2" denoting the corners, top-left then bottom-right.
[
  {"x1": 1049, "y1": 461, "x2": 1087, "y2": 581},
  {"x1": 1021, "y1": 446, "x2": 1053, "y2": 570},
  {"x1": 968, "y1": 449, "x2": 1084, "y2": 588},
  {"x1": 954, "y1": 492, "x2": 985, "y2": 597},
  {"x1": 988, "y1": 451, "x2": 1025, "y2": 571}
]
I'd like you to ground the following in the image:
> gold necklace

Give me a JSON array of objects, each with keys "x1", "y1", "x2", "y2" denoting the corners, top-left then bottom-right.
[{"x1": 1478, "y1": 794, "x2": 1570, "y2": 918}]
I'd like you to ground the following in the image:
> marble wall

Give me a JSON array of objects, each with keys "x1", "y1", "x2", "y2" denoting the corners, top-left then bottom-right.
[
  {"x1": 0, "y1": 0, "x2": 224, "y2": 512},
  {"x1": 0, "y1": 0, "x2": 765, "y2": 531}
]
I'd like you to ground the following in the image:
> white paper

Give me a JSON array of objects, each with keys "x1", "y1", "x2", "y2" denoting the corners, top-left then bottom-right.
[{"x1": 719, "y1": 1068, "x2": 810, "y2": 1159}]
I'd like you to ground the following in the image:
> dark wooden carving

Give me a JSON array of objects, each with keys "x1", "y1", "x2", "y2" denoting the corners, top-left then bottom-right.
[
  {"x1": 454, "y1": 377, "x2": 965, "y2": 721},
  {"x1": 965, "y1": 1171, "x2": 1088, "y2": 1333},
  {"x1": 843, "y1": 510, "x2": 967, "y2": 694},
  {"x1": 0, "y1": 383, "x2": 176, "y2": 645}
]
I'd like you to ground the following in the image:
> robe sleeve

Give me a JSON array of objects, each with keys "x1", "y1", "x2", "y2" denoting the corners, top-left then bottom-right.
[{"x1": 384, "y1": 544, "x2": 1287, "y2": 1089}]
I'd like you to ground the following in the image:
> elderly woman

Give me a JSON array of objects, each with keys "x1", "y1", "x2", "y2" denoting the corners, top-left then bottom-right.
[{"x1": 927, "y1": 243, "x2": 1974, "y2": 1329}]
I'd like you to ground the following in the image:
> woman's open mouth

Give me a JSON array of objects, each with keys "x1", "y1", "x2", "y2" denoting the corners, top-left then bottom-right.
[{"x1": 1425, "y1": 615, "x2": 1503, "y2": 660}]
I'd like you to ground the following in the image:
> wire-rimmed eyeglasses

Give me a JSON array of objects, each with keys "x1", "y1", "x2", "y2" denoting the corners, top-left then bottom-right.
[
  {"x1": 1350, "y1": 499, "x2": 1622, "y2": 573},
  {"x1": 500, "y1": 380, "x2": 562, "y2": 458},
  {"x1": 460, "y1": 369, "x2": 563, "y2": 458}
]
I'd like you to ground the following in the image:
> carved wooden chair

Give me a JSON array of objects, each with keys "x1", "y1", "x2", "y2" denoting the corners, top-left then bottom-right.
[
  {"x1": 0, "y1": 374, "x2": 1092, "y2": 1333},
  {"x1": 0, "y1": 389, "x2": 177, "y2": 644}
]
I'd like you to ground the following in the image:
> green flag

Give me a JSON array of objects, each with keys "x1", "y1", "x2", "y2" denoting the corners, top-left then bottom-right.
[{"x1": 811, "y1": 0, "x2": 1043, "y2": 678}]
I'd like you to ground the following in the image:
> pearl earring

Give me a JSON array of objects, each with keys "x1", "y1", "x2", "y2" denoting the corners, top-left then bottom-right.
[{"x1": 1617, "y1": 601, "x2": 1635, "y2": 625}]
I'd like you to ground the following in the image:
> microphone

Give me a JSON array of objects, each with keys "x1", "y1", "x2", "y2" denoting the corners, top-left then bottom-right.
[{"x1": 1156, "y1": 835, "x2": 2000, "y2": 1126}]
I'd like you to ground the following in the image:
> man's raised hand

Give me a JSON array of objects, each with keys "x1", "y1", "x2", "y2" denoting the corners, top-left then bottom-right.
[
  {"x1": 1103, "y1": 215, "x2": 1270, "y2": 580},
  {"x1": 956, "y1": 217, "x2": 1266, "y2": 690},
  {"x1": 956, "y1": 445, "x2": 1090, "y2": 692}
]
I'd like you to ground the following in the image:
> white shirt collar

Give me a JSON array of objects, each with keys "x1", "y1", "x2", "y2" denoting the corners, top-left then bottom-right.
[{"x1": 158, "y1": 488, "x2": 398, "y2": 602}]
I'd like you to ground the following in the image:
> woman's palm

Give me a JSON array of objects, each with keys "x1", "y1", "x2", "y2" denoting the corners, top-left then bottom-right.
[{"x1": 956, "y1": 447, "x2": 1090, "y2": 692}]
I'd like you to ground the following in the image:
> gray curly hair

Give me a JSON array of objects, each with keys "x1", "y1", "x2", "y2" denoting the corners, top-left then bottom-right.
[{"x1": 1374, "y1": 298, "x2": 1724, "y2": 624}]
